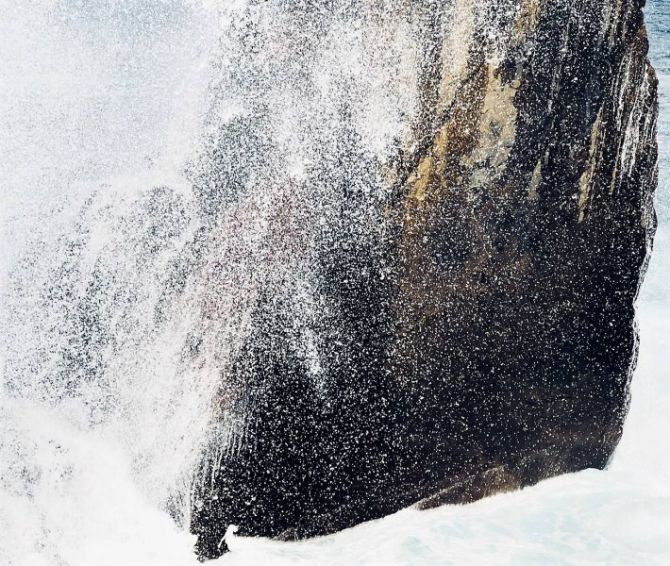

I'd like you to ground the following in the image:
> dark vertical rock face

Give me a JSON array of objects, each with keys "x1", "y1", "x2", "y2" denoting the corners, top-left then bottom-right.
[{"x1": 192, "y1": 0, "x2": 657, "y2": 559}]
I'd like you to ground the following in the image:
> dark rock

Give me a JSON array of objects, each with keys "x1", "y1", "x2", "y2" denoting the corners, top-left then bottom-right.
[{"x1": 191, "y1": 0, "x2": 657, "y2": 559}]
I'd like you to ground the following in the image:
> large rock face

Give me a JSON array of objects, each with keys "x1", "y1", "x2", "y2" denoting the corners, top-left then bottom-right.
[{"x1": 187, "y1": 0, "x2": 658, "y2": 559}]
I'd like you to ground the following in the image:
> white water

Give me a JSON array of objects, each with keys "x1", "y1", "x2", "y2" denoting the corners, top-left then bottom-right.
[{"x1": 1, "y1": 1, "x2": 669, "y2": 564}]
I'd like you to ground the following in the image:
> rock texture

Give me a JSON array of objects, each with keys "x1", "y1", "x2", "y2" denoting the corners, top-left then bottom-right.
[{"x1": 191, "y1": 0, "x2": 658, "y2": 559}]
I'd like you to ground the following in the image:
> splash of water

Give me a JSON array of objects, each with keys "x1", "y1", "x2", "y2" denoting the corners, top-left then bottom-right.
[{"x1": 0, "y1": 0, "x2": 457, "y2": 559}]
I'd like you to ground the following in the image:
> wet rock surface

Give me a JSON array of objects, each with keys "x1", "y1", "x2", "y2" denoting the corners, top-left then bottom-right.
[{"x1": 183, "y1": 0, "x2": 658, "y2": 559}]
